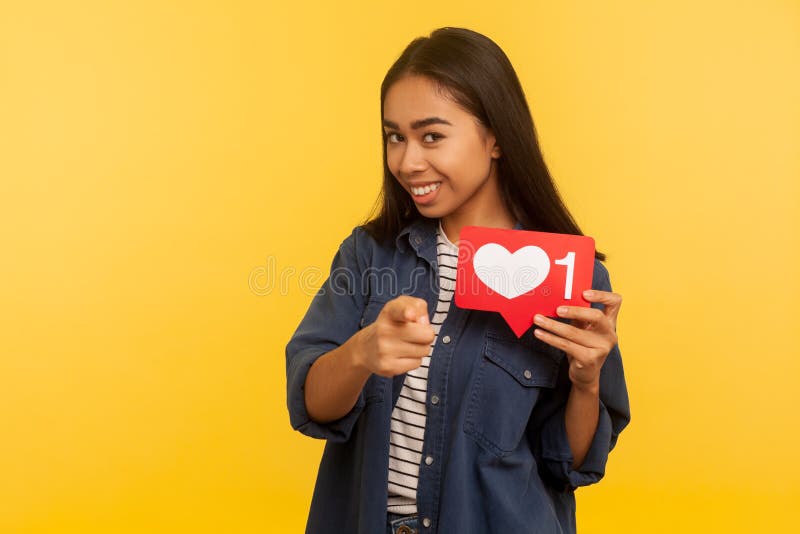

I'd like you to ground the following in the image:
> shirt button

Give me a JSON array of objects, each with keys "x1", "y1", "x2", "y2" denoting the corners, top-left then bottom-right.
[
  {"x1": 442, "y1": 335, "x2": 451, "y2": 344},
  {"x1": 422, "y1": 517, "x2": 432, "y2": 528},
  {"x1": 425, "y1": 455, "x2": 433, "y2": 465},
  {"x1": 430, "y1": 395, "x2": 439, "y2": 405},
  {"x1": 523, "y1": 369, "x2": 532, "y2": 379}
]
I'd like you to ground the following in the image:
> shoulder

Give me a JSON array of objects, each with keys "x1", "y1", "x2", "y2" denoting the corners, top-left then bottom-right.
[
  {"x1": 591, "y1": 258, "x2": 613, "y2": 292},
  {"x1": 334, "y1": 225, "x2": 395, "y2": 271},
  {"x1": 340, "y1": 224, "x2": 381, "y2": 253}
]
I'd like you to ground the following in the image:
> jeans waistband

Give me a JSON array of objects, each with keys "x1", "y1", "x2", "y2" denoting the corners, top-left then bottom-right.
[{"x1": 387, "y1": 512, "x2": 419, "y2": 534}]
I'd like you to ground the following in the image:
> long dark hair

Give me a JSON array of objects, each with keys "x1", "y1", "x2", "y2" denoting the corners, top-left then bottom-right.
[{"x1": 362, "y1": 27, "x2": 606, "y2": 261}]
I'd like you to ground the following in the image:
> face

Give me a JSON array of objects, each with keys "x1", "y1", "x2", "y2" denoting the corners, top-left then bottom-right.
[{"x1": 382, "y1": 75, "x2": 503, "y2": 223}]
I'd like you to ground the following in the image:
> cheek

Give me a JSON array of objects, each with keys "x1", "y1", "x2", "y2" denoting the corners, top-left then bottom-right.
[
  {"x1": 431, "y1": 151, "x2": 471, "y2": 185},
  {"x1": 442, "y1": 138, "x2": 482, "y2": 169},
  {"x1": 385, "y1": 148, "x2": 400, "y2": 176},
  {"x1": 455, "y1": 146, "x2": 492, "y2": 179}
]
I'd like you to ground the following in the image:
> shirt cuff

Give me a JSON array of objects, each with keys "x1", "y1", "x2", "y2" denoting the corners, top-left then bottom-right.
[
  {"x1": 539, "y1": 398, "x2": 613, "y2": 491},
  {"x1": 286, "y1": 347, "x2": 366, "y2": 442}
]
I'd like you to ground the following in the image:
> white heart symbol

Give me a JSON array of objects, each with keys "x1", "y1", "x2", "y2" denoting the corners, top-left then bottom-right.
[{"x1": 473, "y1": 243, "x2": 550, "y2": 299}]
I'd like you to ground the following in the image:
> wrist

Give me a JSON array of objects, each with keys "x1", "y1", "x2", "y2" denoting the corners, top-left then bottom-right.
[
  {"x1": 571, "y1": 380, "x2": 600, "y2": 396},
  {"x1": 347, "y1": 325, "x2": 372, "y2": 375}
]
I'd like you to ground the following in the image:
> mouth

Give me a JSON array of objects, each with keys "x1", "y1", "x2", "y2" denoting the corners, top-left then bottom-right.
[{"x1": 408, "y1": 181, "x2": 442, "y2": 205}]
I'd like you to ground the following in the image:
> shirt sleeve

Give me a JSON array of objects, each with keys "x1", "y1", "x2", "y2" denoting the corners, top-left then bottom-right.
[
  {"x1": 285, "y1": 227, "x2": 370, "y2": 442},
  {"x1": 530, "y1": 260, "x2": 631, "y2": 491}
]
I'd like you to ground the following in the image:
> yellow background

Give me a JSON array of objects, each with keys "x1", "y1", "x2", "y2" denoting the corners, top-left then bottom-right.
[{"x1": 2, "y1": 1, "x2": 798, "y2": 532}]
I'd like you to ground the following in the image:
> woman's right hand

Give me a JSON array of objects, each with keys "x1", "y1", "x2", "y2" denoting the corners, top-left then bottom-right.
[{"x1": 354, "y1": 296, "x2": 436, "y2": 377}]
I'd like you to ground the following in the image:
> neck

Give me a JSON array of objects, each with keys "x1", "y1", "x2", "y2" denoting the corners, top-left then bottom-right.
[
  {"x1": 440, "y1": 172, "x2": 515, "y2": 244},
  {"x1": 441, "y1": 212, "x2": 516, "y2": 245}
]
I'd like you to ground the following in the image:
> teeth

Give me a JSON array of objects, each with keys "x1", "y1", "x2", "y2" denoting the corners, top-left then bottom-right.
[{"x1": 411, "y1": 182, "x2": 441, "y2": 196}]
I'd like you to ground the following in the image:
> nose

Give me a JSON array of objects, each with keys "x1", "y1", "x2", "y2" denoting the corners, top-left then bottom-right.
[{"x1": 397, "y1": 141, "x2": 427, "y2": 176}]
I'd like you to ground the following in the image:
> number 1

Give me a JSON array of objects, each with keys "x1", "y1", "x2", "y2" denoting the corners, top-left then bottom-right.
[{"x1": 555, "y1": 252, "x2": 575, "y2": 299}]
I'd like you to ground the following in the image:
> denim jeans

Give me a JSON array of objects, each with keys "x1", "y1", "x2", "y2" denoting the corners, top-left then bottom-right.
[{"x1": 387, "y1": 512, "x2": 419, "y2": 534}]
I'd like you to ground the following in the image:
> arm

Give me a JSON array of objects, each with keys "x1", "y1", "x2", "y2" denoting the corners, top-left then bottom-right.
[
  {"x1": 304, "y1": 329, "x2": 372, "y2": 423},
  {"x1": 285, "y1": 228, "x2": 369, "y2": 441},
  {"x1": 304, "y1": 296, "x2": 433, "y2": 423},
  {"x1": 565, "y1": 381, "x2": 600, "y2": 470},
  {"x1": 286, "y1": 228, "x2": 433, "y2": 440},
  {"x1": 530, "y1": 261, "x2": 631, "y2": 490}
]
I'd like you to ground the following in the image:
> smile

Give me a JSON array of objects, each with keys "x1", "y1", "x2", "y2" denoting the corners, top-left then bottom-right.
[{"x1": 410, "y1": 182, "x2": 441, "y2": 196}]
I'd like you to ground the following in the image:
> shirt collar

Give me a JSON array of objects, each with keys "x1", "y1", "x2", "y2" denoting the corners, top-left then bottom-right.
[
  {"x1": 396, "y1": 217, "x2": 525, "y2": 256},
  {"x1": 396, "y1": 217, "x2": 438, "y2": 266}
]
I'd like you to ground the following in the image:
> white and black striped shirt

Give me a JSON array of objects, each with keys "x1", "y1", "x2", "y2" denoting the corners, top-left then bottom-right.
[{"x1": 386, "y1": 219, "x2": 459, "y2": 515}]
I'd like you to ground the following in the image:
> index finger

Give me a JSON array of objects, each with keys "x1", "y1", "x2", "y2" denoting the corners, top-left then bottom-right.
[
  {"x1": 583, "y1": 289, "x2": 622, "y2": 321},
  {"x1": 385, "y1": 296, "x2": 430, "y2": 324}
]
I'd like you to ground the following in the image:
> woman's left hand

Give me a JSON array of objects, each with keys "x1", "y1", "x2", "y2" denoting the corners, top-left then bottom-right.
[{"x1": 532, "y1": 289, "x2": 622, "y2": 393}]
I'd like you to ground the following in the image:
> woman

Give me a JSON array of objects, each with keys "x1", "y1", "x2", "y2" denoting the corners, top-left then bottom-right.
[{"x1": 286, "y1": 27, "x2": 631, "y2": 533}]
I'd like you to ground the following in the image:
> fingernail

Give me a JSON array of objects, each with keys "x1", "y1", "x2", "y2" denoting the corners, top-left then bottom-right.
[
  {"x1": 557, "y1": 306, "x2": 568, "y2": 316},
  {"x1": 534, "y1": 314, "x2": 545, "y2": 324},
  {"x1": 419, "y1": 315, "x2": 429, "y2": 325},
  {"x1": 583, "y1": 290, "x2": 593, "y2": 298}
]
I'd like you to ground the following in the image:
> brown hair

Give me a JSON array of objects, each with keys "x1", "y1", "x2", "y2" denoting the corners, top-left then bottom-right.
[{"x1": 363, "y1": 27, "x2": 606, "y2": 261}]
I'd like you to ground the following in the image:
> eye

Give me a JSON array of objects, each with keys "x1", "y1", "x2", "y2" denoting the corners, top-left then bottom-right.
[
  {"x1": 386, "y1": 132, "x2": 403, "y2": 143},
  {"x1": 423, "y1": 132, "x2": 443, "y2": 143}
]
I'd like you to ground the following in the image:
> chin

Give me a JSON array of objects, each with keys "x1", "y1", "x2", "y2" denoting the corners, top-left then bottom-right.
[{"x1": 415, "y1": 204, "x2": 449, "y2": 219}]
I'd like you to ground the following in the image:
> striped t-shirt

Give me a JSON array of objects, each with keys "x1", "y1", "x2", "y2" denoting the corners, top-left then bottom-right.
[{"x1": 386, "y1": 219, "x2": 459, "y2": 515}]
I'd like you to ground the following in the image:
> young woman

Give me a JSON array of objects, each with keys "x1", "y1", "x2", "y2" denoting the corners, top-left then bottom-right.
[{"x1": 286, "y1": 27, "x2": 630, "y2": 534}]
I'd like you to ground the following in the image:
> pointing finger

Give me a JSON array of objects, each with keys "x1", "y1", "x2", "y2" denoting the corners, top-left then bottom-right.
[{"x1": 386, "y1": 296, "x2": 429, "y2": 324}]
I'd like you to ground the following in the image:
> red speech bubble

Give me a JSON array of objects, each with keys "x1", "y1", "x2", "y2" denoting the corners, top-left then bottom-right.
[{"x1": 454, "y1": 226, "x2": 596, "y2": 337}]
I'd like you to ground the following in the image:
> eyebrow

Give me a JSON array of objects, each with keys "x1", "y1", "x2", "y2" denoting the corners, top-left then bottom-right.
[{"x1": 382, "y1": 117, "x2": 453, "y2": 130}]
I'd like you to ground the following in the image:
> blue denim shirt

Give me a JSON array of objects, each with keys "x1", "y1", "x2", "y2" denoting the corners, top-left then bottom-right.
[{"x1": 286, "y1": 216, "x2": 631, "y2": 534}]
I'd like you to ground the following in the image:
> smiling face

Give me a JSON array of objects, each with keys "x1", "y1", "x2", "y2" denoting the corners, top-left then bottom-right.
[{"x1": 382, "y1": 75, "x2": 513, "y2": 235}]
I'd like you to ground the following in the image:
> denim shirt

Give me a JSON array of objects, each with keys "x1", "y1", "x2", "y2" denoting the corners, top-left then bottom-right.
[{"x1": 286, "y1": 216, "x2": 631, "y2": 534}]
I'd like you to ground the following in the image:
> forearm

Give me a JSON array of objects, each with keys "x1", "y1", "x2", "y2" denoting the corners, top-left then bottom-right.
[
  {"x1": 304, "y1": 328, "x2": 373, "y2": 424},
  {"x1": 565, "y1": 381, "x2": 600, "y2": 470}
]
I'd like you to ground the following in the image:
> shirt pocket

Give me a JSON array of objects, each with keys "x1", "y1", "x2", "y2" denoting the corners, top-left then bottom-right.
[{"x1": 464, "y1": 332, "x2": 561, "y2": 456}]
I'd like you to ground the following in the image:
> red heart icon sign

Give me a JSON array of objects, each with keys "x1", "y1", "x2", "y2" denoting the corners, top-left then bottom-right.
[{"x1": 454, "y1": 226, "x2": 596, "y2": 337}]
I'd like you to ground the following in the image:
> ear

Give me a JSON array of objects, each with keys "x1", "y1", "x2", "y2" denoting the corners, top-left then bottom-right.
[{"x1": 485, "y1": 129, "x2": 502, "y2": 159}]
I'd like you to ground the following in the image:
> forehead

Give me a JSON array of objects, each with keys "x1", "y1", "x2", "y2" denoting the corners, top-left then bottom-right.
[{"x1": 383, "y1": 75, "x2": 470, "y2": 125}]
